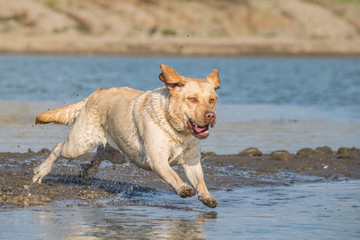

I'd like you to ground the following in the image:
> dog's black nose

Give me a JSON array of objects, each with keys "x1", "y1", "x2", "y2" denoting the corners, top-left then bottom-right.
[{"x1": 205, "y1": 112, "x2": 216, "y2": 124}]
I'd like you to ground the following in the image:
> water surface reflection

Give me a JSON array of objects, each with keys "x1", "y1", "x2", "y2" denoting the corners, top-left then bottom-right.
[
  {"x1": 27, "y1": 201, "x2": 217, "y2": 239},
  {"x1": 1, "y1": 181, "x2": 359, "y2": 240}
]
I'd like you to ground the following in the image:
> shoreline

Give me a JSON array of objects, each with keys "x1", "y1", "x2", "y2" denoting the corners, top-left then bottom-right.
[
  {"x1": 1, "y1": 146, "x2": 359, "y2": 208},
  {"x1": 1, "y1": 39, "x2": 360, "y2": 57}
]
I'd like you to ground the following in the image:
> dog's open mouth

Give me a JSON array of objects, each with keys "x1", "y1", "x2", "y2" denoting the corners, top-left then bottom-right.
[{"x1": 188, "y1": 121, "x2": 209, "y2": 139}]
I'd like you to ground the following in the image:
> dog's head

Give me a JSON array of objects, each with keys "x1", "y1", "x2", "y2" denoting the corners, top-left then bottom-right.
[{"x1": 159, "y1": 64, "x2": 220, "y2": 139}]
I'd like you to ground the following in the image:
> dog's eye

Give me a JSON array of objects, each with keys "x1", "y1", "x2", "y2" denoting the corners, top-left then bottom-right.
[
  {"x1": 188, "y1": 97, "x2": 197, "y2": 102},
  {"x1": 209, "y1": 98, "x2": 215, "y2": 103}
]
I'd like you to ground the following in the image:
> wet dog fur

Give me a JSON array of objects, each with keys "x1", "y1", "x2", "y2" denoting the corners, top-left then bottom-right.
[{"x1": 33, "y1": 64, "x2": 220, "y2": 208}]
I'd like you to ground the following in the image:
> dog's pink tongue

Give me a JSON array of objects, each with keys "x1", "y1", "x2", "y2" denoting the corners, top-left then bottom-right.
[{"x1": 194, "y1": 124, "x2": 206, "y2": 133}]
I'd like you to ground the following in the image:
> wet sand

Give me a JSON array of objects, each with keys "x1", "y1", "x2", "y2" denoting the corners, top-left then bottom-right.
[
  {"x1": 3, "y1": 38, "x2": 360, "y2": 57},
  {"x1": 1, "y1": 146, "x2": 359, "y2": 208}
]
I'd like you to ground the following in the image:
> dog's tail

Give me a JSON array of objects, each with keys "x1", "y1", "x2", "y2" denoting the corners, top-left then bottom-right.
[{"x1": 35, "y1": 97, "x2": 89, "y2": 125}]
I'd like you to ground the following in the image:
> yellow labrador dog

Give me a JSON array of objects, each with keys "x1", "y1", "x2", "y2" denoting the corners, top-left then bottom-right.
[{"x1": 33, "y1": 64, "x2": 220, "y2": 208}]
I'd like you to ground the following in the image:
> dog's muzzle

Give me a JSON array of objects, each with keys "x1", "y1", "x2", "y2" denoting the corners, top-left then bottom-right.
[{"x1": 188, "y1": 121, "x2": 209, "y2": 139}]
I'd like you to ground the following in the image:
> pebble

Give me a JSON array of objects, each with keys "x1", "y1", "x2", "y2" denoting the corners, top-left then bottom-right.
[
  {"x1": 314, "y1": 146, "x2": 333, "y2": 156},
  {"x1": 336, "y1": 147, "x2": 355, "y2": 158},
  {"x1": 270, "y1": 150, "x2": 292, "y2": 161},
  {"x1": 37, "y1": 148, "x2": 51, "y2": 154},
  {"x1": 238, "y1": 147, "x2": 262, "y2": 157},
  {"x1": 296, "y1": 148, "x2": 315, "y2": 158},
  {"x1": 202, "y1": 152, "x2": 217, "y2": 157},
  {"x1": 27, "y1": 148, "x2": 35, "y2": 154},
  {"x1": 40, "y1": 196, "x2": 51, "y2": 202}
]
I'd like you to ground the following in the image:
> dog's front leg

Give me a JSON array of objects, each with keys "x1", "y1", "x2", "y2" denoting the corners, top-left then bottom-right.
[
  {"x1": 148, "y1": 151, "x2": 196, "y2": 198},
  {"x1": 183, "y1": 158, "x2": 218, "y2": 208}
]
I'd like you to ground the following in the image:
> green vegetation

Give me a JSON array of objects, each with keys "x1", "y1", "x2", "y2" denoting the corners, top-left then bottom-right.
[
  {"x1": 161, "y1": 28, "x2": 177, "y2": 36},
  {"x1": 44, "y1": 0, "x2": 59, "y2": 9},
  {"x1": 265, "y1": 31, "x2": 277, "y2": 38},
  {"x1": 310, "y1": 34, "x2": 329, "y2": 40},
  {"x1": 1, "y1": 24, "x2": 12, "y2": 33},
  {"x1": 302, "y1": 0, "x2": 360, "y2": 3},
  {"x1": 53, "y1": 26, "x2": 69, "y2": 34},
  {"x1": 133, "y1": 25, "x2": 142, "y2": 32},
  {"x1": 331, "y1": 0, "x2": 360, "y2": 3}
]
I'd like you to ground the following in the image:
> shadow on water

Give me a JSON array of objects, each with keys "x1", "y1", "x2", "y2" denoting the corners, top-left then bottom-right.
[
  {"x1": 44, "y1": 173, "x2": 162, "y2": 200},
  {"x1": 42, "y1": 173, "x2": 213, "y2": 211}
]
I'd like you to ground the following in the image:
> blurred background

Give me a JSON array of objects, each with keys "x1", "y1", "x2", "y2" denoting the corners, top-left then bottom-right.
[
  {"x1": 0, "y1": 0, "x2": 360, "y2": 55},
  {"x1": 0, "y1": 0, "x2": 359, "y2": 154}
]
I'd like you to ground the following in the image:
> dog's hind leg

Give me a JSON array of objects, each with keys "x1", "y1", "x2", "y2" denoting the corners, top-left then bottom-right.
[
  {"x1": 81, "y1": 145, "x2": 106, "y2": 180},
  {"x1": 33, "y1": 119, "x2": 102, "y2": 183},
  {"x1": 32, "y1": 142, "x2": 64, "y2": 184},
  {"x1": 33, "y1": 101, "x2": 105, "y2": 183},
  {"x1": 32, "y1": 137, "x2": 99, "y2": 184},
  {"x1": 81, "y1": 144, "x2": 126, "y2": 180}
]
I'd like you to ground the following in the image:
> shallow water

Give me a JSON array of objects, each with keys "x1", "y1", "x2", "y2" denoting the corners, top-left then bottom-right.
[
  {"x1": 0, "y1": 101, "x2": 359, "y2": 154},
  {"x1": 1, "y1": 56, "x2": 360, "y2": 239},
  {"x1": 0, "y1": 56, "x2": 359, "y2": 153},
  {"x1": 1, "y1": 181, "x2": 359, "y2": 239},
  {"x1": 1, "y1": 56, "x2": 360, "y2": 106},
  {"x1": 0, "y1": 102, "x2": 360, "y2": 154}
]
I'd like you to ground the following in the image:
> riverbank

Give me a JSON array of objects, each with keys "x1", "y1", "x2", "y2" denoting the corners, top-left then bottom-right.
[
  {"x1": 1, "y1": 146, "x2": 359, "y2": 207},
  {"x1": 1, "y1": 0, "x2": 360, "y2": 56},
  {"x1": 2, "y1": 37, "x2": 360, "y2": 57}
]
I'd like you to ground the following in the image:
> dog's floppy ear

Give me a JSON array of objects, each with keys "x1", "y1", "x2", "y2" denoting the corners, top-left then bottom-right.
[
  {"x1": 159, "y1": 64, "x2": 185, "y2": 93},
  {"x1": 206, "y1": 69, "x2": 220, "y2": 90}
]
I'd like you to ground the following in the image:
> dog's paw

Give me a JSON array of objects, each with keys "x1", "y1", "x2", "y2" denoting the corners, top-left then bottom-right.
[
  {"x1": 80, "y1": 164, "x2": 98, "y2": 180},
  {"x1": 199, "y1": 194, "x2": 218, "y2": 208},
  {"x1": 32, "y1": 168, "x2": 43, "y2": 184},
  {"x1": 177, "y1": 185, "x2": 196, "y2": 198}
]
